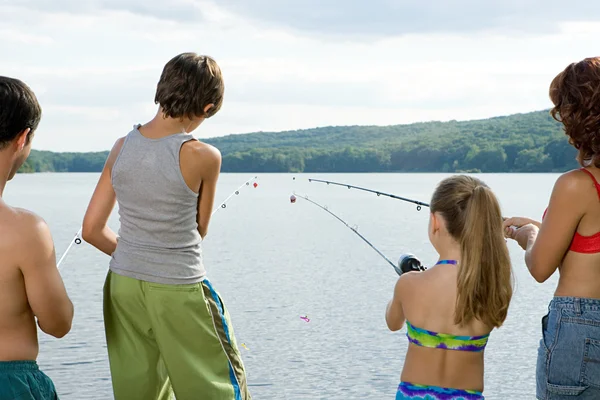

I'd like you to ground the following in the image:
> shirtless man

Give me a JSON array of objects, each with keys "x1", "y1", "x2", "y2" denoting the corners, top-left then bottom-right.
[{"x1": 0, "y1": 76, "x2": 74, "y2": 399}]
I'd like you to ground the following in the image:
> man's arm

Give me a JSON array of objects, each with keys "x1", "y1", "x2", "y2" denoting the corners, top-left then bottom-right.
[
  {"x1": 21, "y1": 214, "x2": 73, "y2": 338},
  {"x1": 82, "y1": 138, "x2": 123, "y2": 255}
]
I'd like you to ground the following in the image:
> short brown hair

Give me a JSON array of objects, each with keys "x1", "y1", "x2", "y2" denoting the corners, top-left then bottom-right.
[
  {"x1": 549, "y1": 57, "x2": 600, "y2": 167},
  {"x1": 0, "y1": 76, "x2": 41, "y2": 149},
  {"x1": 154, "y1": 53, "x2": 224, "y2": 120},
  {"x1": 430, "y1": 175, "x2": 513, "y2": 329}
]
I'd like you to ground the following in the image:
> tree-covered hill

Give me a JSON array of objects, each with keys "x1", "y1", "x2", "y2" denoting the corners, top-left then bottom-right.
[{"x1": 20, "y1": 109, "x2": 578, "y2": 173}]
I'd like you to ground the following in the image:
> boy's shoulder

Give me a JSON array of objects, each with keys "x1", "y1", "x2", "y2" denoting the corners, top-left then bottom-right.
[
  {"x1": 182, "y1": 140, "x2": 221, "y2": 168},
  {"x1": 187, "y1": 139, "x2": 221, "y2": 157}
]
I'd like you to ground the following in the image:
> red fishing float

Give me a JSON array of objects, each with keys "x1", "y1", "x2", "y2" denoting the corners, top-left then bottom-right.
[{"x1": 253, "y1": 182, "x2": 258, "y2": 188}]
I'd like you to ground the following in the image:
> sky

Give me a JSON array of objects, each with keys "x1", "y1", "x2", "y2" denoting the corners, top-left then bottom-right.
[{"x1": 2, "y1": 1, "x2": 600, "y2": 152}]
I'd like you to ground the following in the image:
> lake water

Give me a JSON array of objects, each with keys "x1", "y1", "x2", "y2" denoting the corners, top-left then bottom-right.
[{"x1": 4, "y1": 172, "x2": 559, "y2": 399}]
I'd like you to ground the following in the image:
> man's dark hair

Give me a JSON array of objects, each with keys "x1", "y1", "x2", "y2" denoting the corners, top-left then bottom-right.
[
  {"x1": 155, "y1": 53, "x2": 224, "y2": 120},
  {"x1": 0, "y1": 76, "x2": 42, "y2": 149}
]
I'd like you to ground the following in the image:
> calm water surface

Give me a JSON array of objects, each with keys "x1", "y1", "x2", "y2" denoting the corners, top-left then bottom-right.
[{"x1": 4, "y1": 173, "x2": 558, "y2": 399}]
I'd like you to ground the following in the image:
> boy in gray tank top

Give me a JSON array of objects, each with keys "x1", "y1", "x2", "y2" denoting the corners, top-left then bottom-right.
[{"x1": 82, "y1": 53, "x2": 251, "y2": 400}]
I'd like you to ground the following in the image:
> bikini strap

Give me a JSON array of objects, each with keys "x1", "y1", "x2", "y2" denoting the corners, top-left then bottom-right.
[{"x1": 579, "y1": 168, "x2": 600, "y2": 200}]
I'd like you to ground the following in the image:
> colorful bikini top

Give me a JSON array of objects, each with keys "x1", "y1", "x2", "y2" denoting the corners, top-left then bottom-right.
[
  {"x1": 406, "y1": 321, "x2": 490, "y2": 352},
  {"x1": 405, "y1": 259, "x2": 490, "y2": 353},
  {"x1": 542, "y1": 168, "x2": 600, "y2": 254}
]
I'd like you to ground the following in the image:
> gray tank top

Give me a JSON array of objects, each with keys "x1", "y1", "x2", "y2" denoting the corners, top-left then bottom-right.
[{"x1": 109, "y1": 125, "x2": 205, "y2": 284}]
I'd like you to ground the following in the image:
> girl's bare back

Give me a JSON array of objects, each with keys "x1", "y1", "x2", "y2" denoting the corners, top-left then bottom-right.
[{"x1": 400, "y1": 266, "x2": 491, "y2": 391}]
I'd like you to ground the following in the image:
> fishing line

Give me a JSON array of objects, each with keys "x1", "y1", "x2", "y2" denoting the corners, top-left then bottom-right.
[
  {"x1": 291, "y1": 192, "x2": 412, "y2": 275},
  {"x1": 308, "y1": 178, "x2": 430, "y2": 210},
  {"x1": 56, "y1": 176, "x2": 259, "y2": 269},
  {"x1": 56, "y1": 228, "x2": 83, "y2": 268}
]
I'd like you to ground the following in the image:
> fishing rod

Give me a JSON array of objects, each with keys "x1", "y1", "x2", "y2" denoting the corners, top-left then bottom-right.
[
  {"x1": 308, "y1": 178, "x2": 517, "y2": 231},
  {"x1": 308, "y1": 179, "x2": 430, "y2": 210},
  {"x1": 56, "y1": 176, "x2": 259, "y2": 269},
  {"x1": 56, "y1": 228, "x2": 82, "y2": 268},
  {"x1": 213, "y1": 176, "x2": 259, "y2": 216},
  {"x1": 291, "y1": 193, "x2": 425, "y2": 276}
]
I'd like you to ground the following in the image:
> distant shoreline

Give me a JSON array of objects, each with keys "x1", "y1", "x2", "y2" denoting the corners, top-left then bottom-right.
[{"x1": 20, "y1": 109, "x2": 578, "y2": 174}]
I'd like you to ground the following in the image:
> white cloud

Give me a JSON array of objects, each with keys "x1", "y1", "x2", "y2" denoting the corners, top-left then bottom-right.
[
  {"x1": 0, "y1": 29, "x2": 54, "y2": 45},
  {"x1": 0, "y1": 2, "x2": 599, "y2": 152},
  {"x1": 215, "y1": 0, "x2": 600, "y2": 37}
]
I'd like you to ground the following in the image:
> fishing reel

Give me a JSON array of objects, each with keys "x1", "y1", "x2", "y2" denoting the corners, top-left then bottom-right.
[{"x1": 395, "y1": 253, "x2": 427, "y2": 276}]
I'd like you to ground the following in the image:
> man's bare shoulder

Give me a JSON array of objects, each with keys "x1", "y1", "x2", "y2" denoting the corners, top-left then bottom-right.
[
  {"x1": 0, "y1": 206, "x2": 51, "y2": 274},
  {"x1": 3, "y1": 206, "x2": 51, "y2": 246}
]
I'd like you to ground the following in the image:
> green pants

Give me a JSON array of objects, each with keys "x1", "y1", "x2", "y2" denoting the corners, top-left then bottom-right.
[
  {"x1": 103, "y1": 271, "x2": 251, "y2": 400},
  {"x1": 0, "y1": 361, "x2": 58, "y2": 400}
]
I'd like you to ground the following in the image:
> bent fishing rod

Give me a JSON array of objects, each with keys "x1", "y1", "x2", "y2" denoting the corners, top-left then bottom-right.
[
  {"x1": 291, "y1": 193, "x2": 425, "y2": 276},
  {"x1": 308, "y1": 178, "x2": 516, "y2": 230},
  {"x1": 56, "y1": 176, "x2": 259, "y2": 269},
  {"x1": 308, "y1": 179, "x2": 430, "y2": 210}
]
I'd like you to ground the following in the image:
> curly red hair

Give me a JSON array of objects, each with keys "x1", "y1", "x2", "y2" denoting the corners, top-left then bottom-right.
[{"x1": 550, "y1": 57, "x2": 600, "y2": 167}]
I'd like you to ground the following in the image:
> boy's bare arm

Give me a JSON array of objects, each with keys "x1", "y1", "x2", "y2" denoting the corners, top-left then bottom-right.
[
  {"x1": 82, "y1": 137, "x2": 123, "y2": 255},
  {"x1": 194, "y1": 144, "x2": 221, "y2": 239},
  {"x1": 20, "y1": 212, "x2": 73, "y2": 338}
]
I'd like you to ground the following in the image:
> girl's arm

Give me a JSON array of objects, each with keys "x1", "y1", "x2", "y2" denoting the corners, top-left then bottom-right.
[
  {"x1": 385, "y1": 272, "x2": 417, "y2": 331},
  {"x1": 81, "y1": 138, "x2": 124, "y2": 255}
]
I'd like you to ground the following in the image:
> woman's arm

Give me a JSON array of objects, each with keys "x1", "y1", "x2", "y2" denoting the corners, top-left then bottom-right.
[
  {"x1": 81, "y1": 138, "x2": 125, "y2": 255},
  {"x1": 503, "y1": 216, "x2": 542, "y2": 229},
  {"x1": 507, "y1": 171, "x2": 587, "y2": 283}
]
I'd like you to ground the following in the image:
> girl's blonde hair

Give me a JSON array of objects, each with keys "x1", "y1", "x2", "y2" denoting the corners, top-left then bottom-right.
[{"x1": 430, "y1": 175, "x2": 513, "y2": 328}]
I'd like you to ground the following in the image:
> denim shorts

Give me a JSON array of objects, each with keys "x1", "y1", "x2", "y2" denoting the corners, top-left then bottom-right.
[{"x1": 536, "y1": 297, "x2": 600, "y2": 399}]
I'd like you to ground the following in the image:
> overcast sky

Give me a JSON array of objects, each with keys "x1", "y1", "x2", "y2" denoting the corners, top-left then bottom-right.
[{"x1": 2, "y1": 1, "x2": 600, "y2": 152}]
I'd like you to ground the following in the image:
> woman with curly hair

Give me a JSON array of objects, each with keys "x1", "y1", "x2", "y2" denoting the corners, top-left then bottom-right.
[{"x1": 504, "y1": 57, "x2": 600, "y2": 399}]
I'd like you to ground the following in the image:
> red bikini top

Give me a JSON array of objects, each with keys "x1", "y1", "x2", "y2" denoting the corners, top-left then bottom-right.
[{"x1": 542, "y1": 168, "x2": 600, "y2": 254}]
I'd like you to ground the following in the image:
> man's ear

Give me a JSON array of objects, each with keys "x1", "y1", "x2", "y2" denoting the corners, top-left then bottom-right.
[{"x1": 16, "y1": 128, "x2": 30, "y2": 151}]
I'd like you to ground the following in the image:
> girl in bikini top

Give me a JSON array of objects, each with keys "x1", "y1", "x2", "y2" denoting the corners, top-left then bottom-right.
[{"x1": 386, "y1": 175, "x2": 513, "y2": 400}]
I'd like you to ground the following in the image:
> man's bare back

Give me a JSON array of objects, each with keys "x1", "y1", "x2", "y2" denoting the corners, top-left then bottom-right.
[
  {"x1": 0, "y1": 75, "x2": 74, "y2": 399},
  {"x1": 0, "y1": 201, "x2": 73, "y2": 361}
]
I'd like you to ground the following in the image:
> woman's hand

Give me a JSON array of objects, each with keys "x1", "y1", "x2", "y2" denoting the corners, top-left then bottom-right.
[
  {"x1": 505, "y1": 223, "x2": 539, "y2": 251},
  {"x1": 503, "y1": 216, "x2": 542, "y2": 231}
]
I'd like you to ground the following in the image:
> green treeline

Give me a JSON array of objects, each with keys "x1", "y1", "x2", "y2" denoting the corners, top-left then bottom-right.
[
  {"x1": 20, "y1": 109, "x2": 579, "y2": 173},
  {"x1": 20, "y1": 150, "x2": 109, "y2": 173},
  {"x1": 206, "y1": 110, "x2": 578, "y2": 173}
]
